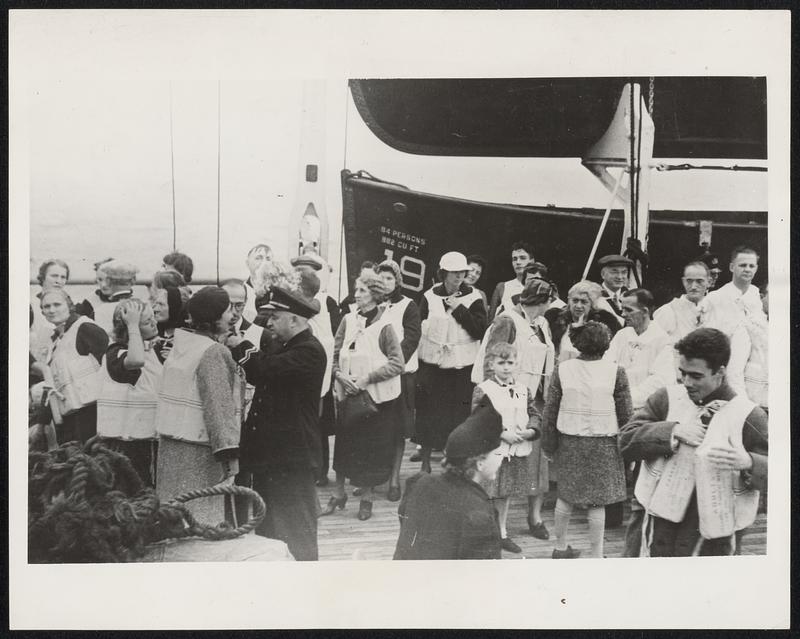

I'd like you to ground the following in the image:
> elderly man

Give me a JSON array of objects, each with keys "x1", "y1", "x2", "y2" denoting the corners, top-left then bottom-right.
[
  {"x1": 242, "y1": 243, "x2": 274, "y2": 323},
  {"x1": 653, "y1": 261, "x2": 713, "y2": 341},
  {"x1": 488, "y1": 241, "x2": 534, "y2": 319},
  {"x1": 619, "y1": 328, "x2": 768, "y2": 557},
  {"x1": 595, "y1": 254, "x2": 634, "y2": 325},
  {"x1": 604, "y1": 288, "x2": 675, "y2": 410},
  {"x1": 229, "y1": 286, "x2": 326, "y2": 561}
]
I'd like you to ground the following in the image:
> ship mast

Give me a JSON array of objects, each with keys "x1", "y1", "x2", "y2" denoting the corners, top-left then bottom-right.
[{"x1": 581, "y1": 82, "x2": 654, "y2": 287}]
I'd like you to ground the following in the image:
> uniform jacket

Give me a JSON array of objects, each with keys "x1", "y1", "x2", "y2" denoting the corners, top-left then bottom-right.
[
  {"x1": 232, "y1": 328, "x2": 326, "y2": 474},
  {"x1": 394, "y1": 471, "x2": 502, "y2": 560}
]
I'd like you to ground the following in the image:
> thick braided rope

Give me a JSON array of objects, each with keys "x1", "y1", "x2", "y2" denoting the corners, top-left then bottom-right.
[
  {"x1": 28, "y1": 438, "x2": 265, "y2": 561},
  {"x1": 166, "y1": 484, "x2": 266, "y2": 540}
]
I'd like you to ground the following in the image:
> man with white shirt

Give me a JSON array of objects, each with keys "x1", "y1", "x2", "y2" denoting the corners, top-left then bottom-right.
[
  {"x1": 706, "y1": 246, "x2": 764, "y2": 328},
  {"x1": 604, "y1": 288, "x2": 675, "y2": 410},
  {"x1": 653, "y1": 261, "x2": 712, "y2": 341},
  {"x1": 596, "y1": 254, "x2": 634, "y2": 326}
]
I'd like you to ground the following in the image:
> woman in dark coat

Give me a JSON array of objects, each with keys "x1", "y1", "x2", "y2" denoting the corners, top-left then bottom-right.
[
  {"x1": 394, "y1": 403, "x2": 504, "y2": 560},
  {"x1": 322, "y1": 272, "x2": 404, "y2": 521}
]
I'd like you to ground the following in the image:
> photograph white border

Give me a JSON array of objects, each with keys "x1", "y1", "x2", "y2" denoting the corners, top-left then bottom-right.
[{"x1": 9, "y1": 9, "x2": 791, "y2": 629}]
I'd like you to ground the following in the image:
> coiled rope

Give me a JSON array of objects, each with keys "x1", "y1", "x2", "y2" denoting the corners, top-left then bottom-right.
[{"x1": 28, "y1": 437, "x2": 265, "y2": 563}]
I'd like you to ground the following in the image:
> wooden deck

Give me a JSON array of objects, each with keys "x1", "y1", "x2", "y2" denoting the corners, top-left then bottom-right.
[{"x1": 316, "y1": 439, "x2": 767, "y2": 561}]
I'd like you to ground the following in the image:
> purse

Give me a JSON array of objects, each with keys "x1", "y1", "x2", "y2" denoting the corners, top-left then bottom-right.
[{"x1": 339, "y1": 390, "x2": 378, "y2": 427}]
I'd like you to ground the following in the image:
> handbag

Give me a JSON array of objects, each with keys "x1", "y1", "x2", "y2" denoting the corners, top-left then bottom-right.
[{"x1": 339, "y1": 390, "x2": 378, "y2": 427}]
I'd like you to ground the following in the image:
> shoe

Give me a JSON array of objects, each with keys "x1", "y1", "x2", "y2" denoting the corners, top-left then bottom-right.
[
  {"x1": 315, "y1": 476, "x2": 329, "y2": 487},
  {"x1": 409, "y1": 452, "x2": 422, "y2": 462},
  {"x1": 552, "y1": 545, "x2": 581, "y2": 559},
  {"x1": 357, "y1": 500, "x2": 373, "y2": 521},
  {"x1": 387, "y1": 486, "x2": 401, "y2": 502},
  {"x1": 420, "y1": 462, "x2": 432, "y2": 474},
  {"x1": 353, "y1": 486, "x2": 365, "y2": 497},
  {"x1": 529, "y1": 520, "x2": 550, "y2": 540},
  {"x1": 501, "y1": 537, "x2": 522, "y2": 553},
  {"x1": 319, "y1": 495, "x2": 347, "y2": 517}
]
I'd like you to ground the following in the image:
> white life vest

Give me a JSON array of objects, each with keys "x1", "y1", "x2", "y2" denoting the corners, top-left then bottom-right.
[
  {"x1": 336, "y1": 310, "x2": 401, "y2": 404},
  {"x1": 743, "y1": 318, "x2": 768, "y2": 410},
  {"x1": 47, "y1": 316, "x2": 103, "y2": 416},
  {"x1": 557, "y1": 330, "x2": 579, "y2": 363},
  {"x1": 92, "y1": 298, "x2": 126, "y2": 338},
  {"x1": 97, "y1": 346, "x2": 163, "y2": 440},
  {"x1": 497, "y1": 278, "x2": 524, "y2": 318},
  {"x1": 418, "y1": 288, "x2": 482, "y2": 370},
  {"x1": 479, "y1": 379, "x2": 531, "y2": 457},
  {"x1": 309, "y1": 291, "x2": 335, "y2": 396},
  {"x1": 382, "y1": 295, "x2": 420, "y2": 373},
  {"x1": 471, "y1": 309, "x2": 554, "y2": 396},
  {"x1": 634, "y1": 385, "x2": 759, "y2": 537},
  {"x1": 556, "y1": 359, "x2": 619, "y2": 437},
  {"x1": 155, "y1": 329, "x2": 215, "y2": 444}
]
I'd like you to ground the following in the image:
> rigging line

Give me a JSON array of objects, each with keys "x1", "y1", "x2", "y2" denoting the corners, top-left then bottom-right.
[
  {"x1": 635, "y1": 88, "x2": 644, "y2": 243},
  {"x1": 654, "y1": 163, "x2": 767, "y2": 172},
  {"x1": 629, "y1": 81, "x2": 636, "y2": 244},
  {"x1": 216, "y1": 80, "x2": 221, "y2": 286},
  {"x1": 169, "y1": 82, "x2": 177, "y2": 251},
  {"x1": 338, "y1": 81, "x2": 350, "y2": 304}
]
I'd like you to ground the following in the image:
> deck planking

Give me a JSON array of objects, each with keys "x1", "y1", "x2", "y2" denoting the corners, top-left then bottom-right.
[{"x1": 315, "y1": 438, "x2": 767, "y2": 561}]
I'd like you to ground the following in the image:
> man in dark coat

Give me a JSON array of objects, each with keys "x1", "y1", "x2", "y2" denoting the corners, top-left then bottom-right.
[{"x1": 229, "y1": 286, "x2": 326, "y2": 561}]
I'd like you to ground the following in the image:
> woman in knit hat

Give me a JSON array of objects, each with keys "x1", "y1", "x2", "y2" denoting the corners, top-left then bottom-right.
[
  {"x1": 154, "y1": 286, "x2": 243, "y2": 525},
  {"x1": 375, "y1": 259, "x2": 422, "y2": 501},
  {"x1": 321, "y1": 271, "x2": 405, "y2": 521},
  {"x1": 394, "y1": 402, "x2": 504, "y2": 560}
]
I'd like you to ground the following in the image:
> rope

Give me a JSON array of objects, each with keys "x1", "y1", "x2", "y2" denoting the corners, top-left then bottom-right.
[
  {"x1": 169, "y1": 81, "x2": 177, "y2": 251},
  {"x1": 168, "y1": 484, "x2": 266, "y2": 539},
  {"x1": 338, "y1": 81, "x2": 350, "y2": 304},
  {"x1": 581, "y1": 169, "x2": 625, "y2": 281},
  {"x1": 216, "y1": 80, "x2": 222, "y2": 286},
  {"x1": 629, "y1": 81, "x2": 636, "y2": 241},
  {"x1": 655, "y1": 163, "x2": 767, "y2": 172},
  {"x1": 28, "y1": 437, "x2": 265, "y2": 563}
]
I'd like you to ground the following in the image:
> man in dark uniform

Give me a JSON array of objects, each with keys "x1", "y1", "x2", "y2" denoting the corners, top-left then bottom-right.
[
  {"x1": 596, "y1": 254, "x2": 634, "y2": 323},
  {"x1": 228, "y1": 286, "x2": 326, "y2": 561}
]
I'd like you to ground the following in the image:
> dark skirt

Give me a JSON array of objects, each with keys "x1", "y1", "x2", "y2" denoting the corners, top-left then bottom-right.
[
  {"x1": 413, "y1": 363, "x2": 474, "y2": 450},
  {"x1": 318, "y1": 390, "x2": 336, "y2": 437},
  {"x1": 554, "y1": 433, "x2": 626, "y2": 507},
  {"x1": 391, "y1": 372, "x2": 417, "y2": 440},
  {"x1": 332, "y1": 398, "x2": 394, "y2": 487},
  {"x1": 58, "y1": 404, "x2": 97, "y2": 445},
  {"x1": 102, "y1": 438, "x2": 159, "y2": 488}
]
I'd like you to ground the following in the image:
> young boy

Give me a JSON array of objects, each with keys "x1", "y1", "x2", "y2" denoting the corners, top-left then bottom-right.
[{"x1": 471, "y1": 342, "x2": 541, "y2": 554}]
